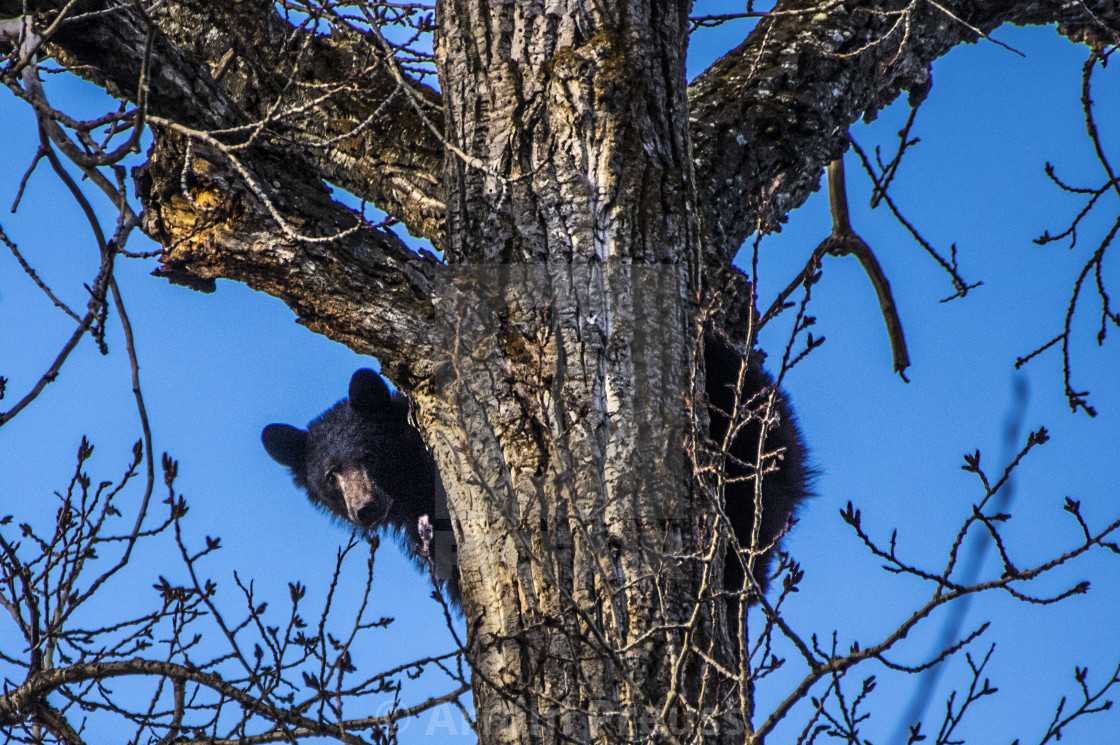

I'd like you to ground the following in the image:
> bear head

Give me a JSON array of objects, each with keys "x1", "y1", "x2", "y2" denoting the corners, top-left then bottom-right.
[{"x1": 261, "y1": 369, "x2": 437, "y2": 534}]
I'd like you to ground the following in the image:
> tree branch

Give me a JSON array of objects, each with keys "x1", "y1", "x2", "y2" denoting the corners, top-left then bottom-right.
[
  {"x1": 688, "y1": 0, "x2": 1120, "y2": 259},
  {"x1": 136, "y1": 129, "x2": 447, "y2": 382},
  {"x1": 1, "y1": 0, "x2": 446, "y2": 246}
]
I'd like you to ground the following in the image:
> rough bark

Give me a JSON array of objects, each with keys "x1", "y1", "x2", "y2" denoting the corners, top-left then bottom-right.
[
  {"x1": 136, "y1": 130, "x2": 447, "y2": 384},
  {"x1": 426, "y1": 0, "x2": 714, "y2": 740}
]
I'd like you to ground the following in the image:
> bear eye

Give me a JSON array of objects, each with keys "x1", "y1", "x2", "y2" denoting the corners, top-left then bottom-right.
[{"x1": 323, "y1": 469, "x2": 344, "y2": 497}]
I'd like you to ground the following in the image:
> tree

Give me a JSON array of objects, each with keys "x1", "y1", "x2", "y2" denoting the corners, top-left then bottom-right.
[{"x1": 1, "y1": 2, "x2": 1119, "y2": 744}]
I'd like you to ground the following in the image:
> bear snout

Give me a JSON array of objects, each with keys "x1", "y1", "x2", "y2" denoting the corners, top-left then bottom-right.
[{"x1": 333, "y1": 467, "x2": 388, "y2": 527}]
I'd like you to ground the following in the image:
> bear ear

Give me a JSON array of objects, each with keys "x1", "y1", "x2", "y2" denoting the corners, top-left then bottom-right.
[
  {"x1": 348, "y1": 369, "x2": 393, "y2": 415},
  {"x1": 262, "y1": 424, "x2": 309, "y2": 468}
]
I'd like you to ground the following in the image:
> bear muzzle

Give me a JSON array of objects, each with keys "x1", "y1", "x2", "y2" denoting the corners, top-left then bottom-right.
[{"x1": 333, "y1": 467, "x2": 389, "y2": 527}]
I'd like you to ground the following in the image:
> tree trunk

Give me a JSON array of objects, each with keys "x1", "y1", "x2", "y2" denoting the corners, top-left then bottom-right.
[{"x1": 422, "y1": 2, "x2": 726, "y2": 742}]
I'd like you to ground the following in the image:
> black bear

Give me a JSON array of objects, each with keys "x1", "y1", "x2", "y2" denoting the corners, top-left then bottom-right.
[
  {"x1": 261, "y1": 370, "x2": 460, "y2": 607},
  {"x1": 261, "y1": 335, "x2": 810, "y2": 611}
]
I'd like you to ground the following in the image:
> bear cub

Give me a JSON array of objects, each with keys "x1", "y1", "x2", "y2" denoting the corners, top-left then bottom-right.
[
  {"x1": 261, "y1": 370, "x2": 460, "y2": 607},
  {"x1": 261, "y1": 335, "x2": 810, "y2": 611}
]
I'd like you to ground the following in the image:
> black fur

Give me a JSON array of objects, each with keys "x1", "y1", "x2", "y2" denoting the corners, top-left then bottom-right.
[
  {"x1": 703, "y1": 334, "x2": 812, "y2": 602},
  {"x1": 262, "y1": 371, "x2": 459, "y2": 607},
  {"x1": 261, "y1": 337, "x2": 809, "y2": 612}
]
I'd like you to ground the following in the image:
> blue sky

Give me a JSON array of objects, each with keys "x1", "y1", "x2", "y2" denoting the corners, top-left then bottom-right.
[{"x1": 1, "y1": 14, "x2": 1118, "y2": 744}]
